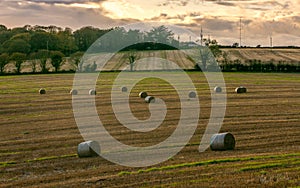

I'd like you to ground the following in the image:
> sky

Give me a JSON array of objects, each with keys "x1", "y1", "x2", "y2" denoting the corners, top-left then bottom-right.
[{"x1": 0, "y1": 0, "x2": 299, "y2": 46}]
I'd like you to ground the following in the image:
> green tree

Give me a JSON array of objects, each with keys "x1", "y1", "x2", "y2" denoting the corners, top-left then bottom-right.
[
  {"x1": 199, "y1": 47, "x2": 211, "y2": 71},
  {"x1": 45, "y1": 25, "x2": 63, "y2": 33},
  {"x1": 208, "y1": 39, "x2": 222, "y2": 58},
  {"x1": 28, "y1": 52, "x2": 39, "y2": 73},
  {"x1": 127, "y1": 50, "x2": 138, "y2": 71},
  {"x1": 74, "y1": 26, "x2": 110, "y2": 52},
  {"x1": 57, "y1": 28, "x2": 78, "y2": 56},
  {"x1": 10, "y1": 52, "x2": 27, "y2": 74},
  {"x1": 2, "y1": 39, "x2": 31, "y2": 54},
  {"x1": 145, "y1": 25, "x2": 175, "y2": 44},
  {"x1": 84, "y1": 61, "x2": 97, "y2": 72},
  {"x1": 0, "y1": 53, "x2": 9, "y2": 74},
  {"x1": 33, "y1": 50, "x2": 49, "y2": 73},
  {"x1": 108, "y1": 27, "x2": 127, "y2": 51},
  {"x1": 0, "y1": 25, "x2": 7, "y2": 31},
  {"x1": 50, "y1": 51, "x2": 64, "y2": 72},
  {"x1": 10, "y1": 33, "x2": 31, "y2": 42},
  {"x1": 0, "y1": 26, "x2": 12, "y2": 53},
  {"x1": 70, "y1": 51, "x2": 84, "y2": 71},
  {"x1": 10, "y1": 27, "x2": 28, "y2": 36},
  {"x1": 30, "y1": 32, "x2": 59, "y2": 52},
  {"x1": 125, "y1": 29, "x2": 142, "y2": 45},
  {"x1": 197, "y1": 38, "x2": 221, "y2": 71}
]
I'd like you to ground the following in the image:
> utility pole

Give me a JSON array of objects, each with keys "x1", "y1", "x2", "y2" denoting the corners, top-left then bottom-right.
[
  {"x1": 200, "y1": 26, "x2": 203, "y2": 46},
  {"x1": 270, "y1": 19, "x2": 274, "y2": 48},
  {"x1": 270, "y1": 36, "x2": 273, "y2": 48},
  {"x1": 46, "y1": 40, "x2": 49, "y2": 58}
]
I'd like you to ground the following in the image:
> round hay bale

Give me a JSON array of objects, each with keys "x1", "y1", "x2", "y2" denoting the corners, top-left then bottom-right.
[
  {"x1": 214, "y1": 86, "x2": 222, "y2": 93},
  {"x1": 188, "y1": 91, "x2": 197, "y2": 98},
  {"x1": 77, "y1": 140, "x2": 100, "y2": 158},
  {"x1": 145, "y1": 96, "x2": 155, "y2": 103},
  {"x1": 235, "y1": 86, "x2": 247, "y2": 93},
  {"x1": 70, "y1": 89, "x2": 78, "y2": 95},
  {"x1": 39, "y1": 88, "x2": 46, "y2": 94},
  {"x1": 139, "y1": 91, "x2": 148, "y2": 98},
  {"x1": 210, "y1": 132, "x2": 235, "y2": 151},
  {"x1": 121, "y1": 86, "x2": 128, "y2": 92},
  {"x1": 89, "y1": 89, "x2": 96, "y2": 95}
]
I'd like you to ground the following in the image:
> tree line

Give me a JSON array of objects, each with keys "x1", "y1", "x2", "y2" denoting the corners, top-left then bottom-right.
[
  {"x1": 218, "y1": 59, "x2": 300, "y2": 72},
  {"x1": 0, "y1": 24, "x2": 299, "y2": 74},
  {"x1": 0, "y1": 24, "x2": 185, "y2": 74}
]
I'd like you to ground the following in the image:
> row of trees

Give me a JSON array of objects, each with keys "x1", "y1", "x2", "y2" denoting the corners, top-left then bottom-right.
[
  {"x1": 0, "y1": 24, "x2": 184, "y2": 56},
  {"x1": 1, "y1": 24, "x2": 298, "y2": 74},
  {"x1": 219, "y1": 59, "x2": 300, "y2": 72},
  {"x1": 0, "y1": 24, "x2": 189, "y2": 74},
  {"x1": 1, "y1": 51, "x2": 299, "y2": 74},
  {"x1": 0, "y1": 50, "x2": 76, "y2": 74},
  {"x1": 0, "y1": 24, "x2": 111, "y2": 55}
]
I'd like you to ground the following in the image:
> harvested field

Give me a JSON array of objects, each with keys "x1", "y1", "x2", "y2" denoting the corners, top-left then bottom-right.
[
  {"x1": 3, "y1": 48, "x2": 300, "y2": 74},
  {"x1": 0, "y1": 72, "x2": 299, "y2": 187},
  {"x1": 221, "y1": 48, "x2": 300, "y2": 64}
]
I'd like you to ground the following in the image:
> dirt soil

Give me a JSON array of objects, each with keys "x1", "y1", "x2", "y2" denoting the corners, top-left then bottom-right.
[{"x1": 0, "y1": 72, "x2": 299, "y2": 187}]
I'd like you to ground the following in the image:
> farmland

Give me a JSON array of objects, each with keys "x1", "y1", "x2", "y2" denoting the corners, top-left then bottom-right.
[
  {"x1": 3, "y1": 48, "x2": 300, "y2": 74},
  {"x1": 97, "y1": 48, "x2": 300, "y2": 71},
  {"x1": 0, "y1": 72, "x2": 300, "y2": 187},
  {"x1": 220, "y1": 48, "x2": 300, "y2": 64}
]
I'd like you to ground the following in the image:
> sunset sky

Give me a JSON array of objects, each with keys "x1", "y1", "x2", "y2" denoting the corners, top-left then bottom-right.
[{"x1": 0, "y1": 0, "x2": 299, "y2": 46}]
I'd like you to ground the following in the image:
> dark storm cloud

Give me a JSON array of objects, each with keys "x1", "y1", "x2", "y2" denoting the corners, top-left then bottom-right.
[{"x1": 215, "y1": 1, "x2": 235, "y2": 7}]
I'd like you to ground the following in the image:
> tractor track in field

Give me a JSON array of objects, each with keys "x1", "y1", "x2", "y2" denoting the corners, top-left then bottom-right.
[{"x1": 0, "y1": 72, "x2": 299, "y2": 187}]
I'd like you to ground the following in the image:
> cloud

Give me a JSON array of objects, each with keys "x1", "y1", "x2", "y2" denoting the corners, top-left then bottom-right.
[
  {"x1": 238, "y1": 1, "x2": 290, "y2": 11},
  {"x1": 0, "y1": 0, "x2": 298, "y2": 46},
  {"x1": 158, "y1": 0, "x2": 188, "y2": 7},
  {"x1": 0, "y1": 0, "x2": 127, "y2": 29},
  {"x1": 215, "y1": 1, "x2": 235, "y2": 7},
  {"x1": 25, "y1": 0, "x2": 102, "y2": 5},
  {"x1": 158, "y1": 0, "x2": 292, "y2": 11}
]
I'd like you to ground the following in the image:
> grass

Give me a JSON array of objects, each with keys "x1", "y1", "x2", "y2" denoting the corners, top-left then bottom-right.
[
  {"x1": 239, "y1": 163, "x2": 287, "y2": 172},
  {"x1": 239, "y1": 160, "x2": 300, "y2": 172},
  {"x1": 118, "y1": 153, "x2": 300, "y2": 176},
  {"x1": 0, "y1": 152, "x2": 20, "y2": 156},
  {"x1": 0, "y1": 154, "x2": 78, "y2": 167},
  {"x1": 0, "y1": 161, "x2": 17, "y2": 167},
  {"x1": 259, "y1": 170, "x2": 268, "y2": 175},
  {"x1": 0, "y1": 72, "x2": 299, "y2": 187},
  {"x1": 26, "y1": 154, "x2": 78, "y2": 163}
]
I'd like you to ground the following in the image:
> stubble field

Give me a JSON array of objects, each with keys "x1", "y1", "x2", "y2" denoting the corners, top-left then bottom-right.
[{"x1": 0, "y1": 72, "x2": 299, "y2": 187}]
